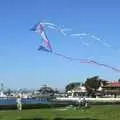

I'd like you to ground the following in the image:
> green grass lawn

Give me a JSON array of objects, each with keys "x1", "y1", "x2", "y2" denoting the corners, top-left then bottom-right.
[{"x1": 0, "y1": 105, "x2": 120, "y2": 120}]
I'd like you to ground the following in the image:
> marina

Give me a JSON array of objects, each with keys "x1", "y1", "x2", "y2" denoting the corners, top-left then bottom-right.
[{"x1": 0, "y1": 98, "x2": 49, "y2": 105}]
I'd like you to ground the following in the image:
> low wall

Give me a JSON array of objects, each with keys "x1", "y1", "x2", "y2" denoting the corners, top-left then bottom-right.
[{"x1": 56, "y1": 97, "x2": 120, "y2": 102}]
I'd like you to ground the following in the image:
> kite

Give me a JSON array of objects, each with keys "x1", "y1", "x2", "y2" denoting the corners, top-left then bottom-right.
[
  {"x1": 31, "y1": 22, "x2": 52, "y2": 51},
  {"x1": 30, "y1": 21, "x2": 120, "y2": 72}
]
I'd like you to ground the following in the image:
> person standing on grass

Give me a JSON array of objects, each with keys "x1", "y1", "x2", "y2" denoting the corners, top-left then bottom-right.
[
  {"x1": 16, "y1": 95, "x2": 22, "y2": 111},
  {"x1": 78, "y1": 97, "x2": 81, "y2": 109},
  {"x1": 82, "y1": 97, "x2": 88, "y2": 107}
]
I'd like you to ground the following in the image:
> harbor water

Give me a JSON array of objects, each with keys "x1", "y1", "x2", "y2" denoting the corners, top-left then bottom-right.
[{"x1": 0, "y1": 98, "x2": 49, "y2": 105}]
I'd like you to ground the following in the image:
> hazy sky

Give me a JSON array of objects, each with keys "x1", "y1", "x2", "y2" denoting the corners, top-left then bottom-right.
[{"x1": 0, "y1": 0, "x2": 120, "y2": 89}]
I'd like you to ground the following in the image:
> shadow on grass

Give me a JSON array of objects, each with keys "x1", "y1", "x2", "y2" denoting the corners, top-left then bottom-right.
[
  {"x1": 17, "y1": 118, "x2": 44, "y2": 120},
  {"x1": 54, "y1": 118, "x2": 98, "y2": 120},
  {"x1": 18, "y1": 117, "x2": 98, "y2": 120}
]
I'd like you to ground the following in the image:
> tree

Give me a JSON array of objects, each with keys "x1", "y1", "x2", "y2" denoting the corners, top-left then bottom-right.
[
  {"x1": 65, "y1": 82, "x2": 81, "y2": 92},
  {"x1": 85, "y1": 76, "x2": 101, "y2": 94},
  {"x1": 4, "y1": 88, "x2": 12, "y2": 96},
  {"x1": 38, "y1": 85, "x2": 55, "y2": 97},
  {"x1": 118, "y1": 78, "x2": 120, "y2": 83}
]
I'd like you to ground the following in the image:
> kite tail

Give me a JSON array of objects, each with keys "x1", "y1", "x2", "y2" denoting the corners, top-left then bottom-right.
[
  {"x1": 89, "y1": 61, "x2": 120, "y2": 72},
  {"x1": 54, "y1": 52, "x2": 75, "y2": 61},
  {"x1": 54, "y1": 51, "x2": 89, "y2": 61},
  {"x1": 54, "y1": 51, "x2": 120, "y2": 72}
]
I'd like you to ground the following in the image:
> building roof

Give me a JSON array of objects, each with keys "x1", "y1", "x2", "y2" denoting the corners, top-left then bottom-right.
[
  {"x1": 111, "y1": 82, "x2": 120, "y2": 87},
  {"x1": 104, "y1": 82, "x2": 120, "y2": 88}
]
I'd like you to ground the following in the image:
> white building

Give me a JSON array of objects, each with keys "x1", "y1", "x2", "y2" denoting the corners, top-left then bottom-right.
[
  {"x1": 0, "y1": 91, "x2": 7, "y2": 98},
  {"x1": 67, "y1": 86, "x2": 87, "y2": 97}
]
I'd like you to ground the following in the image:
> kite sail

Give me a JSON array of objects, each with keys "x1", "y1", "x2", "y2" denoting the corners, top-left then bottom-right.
[
  {"x1": 31, "y1": 22, "x2": 52, "y2": 51},
  {"x1": 31, "y1": 21, "x2": 120, "y2": 73},
  {"x1": 38, "y1": 45, "x2": 52, "y2": 53}
]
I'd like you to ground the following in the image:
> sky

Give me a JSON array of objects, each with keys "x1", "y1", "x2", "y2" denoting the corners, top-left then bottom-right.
[{"x1": 0, "y1": 0, "x2": 120, "y2": 90}]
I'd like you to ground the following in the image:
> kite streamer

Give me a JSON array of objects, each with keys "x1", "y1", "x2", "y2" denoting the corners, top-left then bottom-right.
[
  {"x1": 42, "y1": 21, "x2": 119, "y2": 52},
  {"x1": 41, "y1": 21, "x2": 113, "y2": 48},
  {"x1": 31, "y1": 21, "x2": 120, "y2": 72}
]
